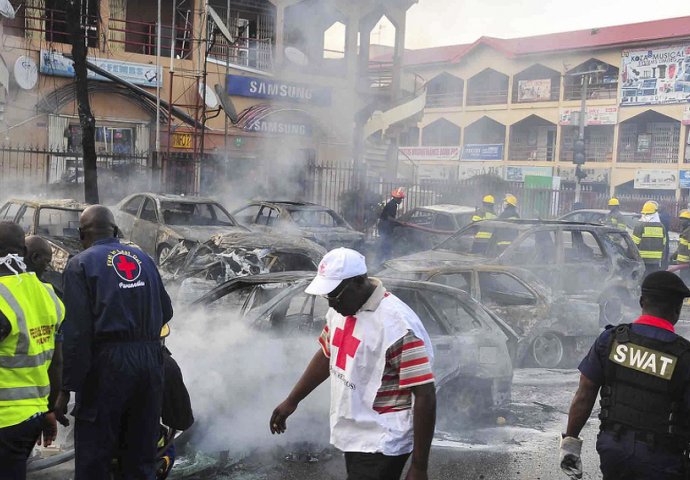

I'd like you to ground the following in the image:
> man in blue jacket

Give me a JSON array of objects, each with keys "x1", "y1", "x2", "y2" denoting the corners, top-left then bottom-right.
[{"x1": 55, "y1": 205, "x2": 173, "y2": 479}]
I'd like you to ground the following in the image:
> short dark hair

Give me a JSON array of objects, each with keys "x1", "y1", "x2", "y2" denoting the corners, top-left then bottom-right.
[{"x1": 641, "y1": 294, "x2": 683, "y2": 323}]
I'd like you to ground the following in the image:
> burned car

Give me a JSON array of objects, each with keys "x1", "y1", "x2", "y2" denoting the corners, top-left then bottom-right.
[
  {"x1": 0, "y1": 198, "x2": 87, "y2": 287},
  {"x1": 114, "y1": 193, "x2": 248, "y2": 263},
  {"x1": 384, "y1": 220, "x2": 645, "y2": 327},
  {"x1": 189, "y1": 272, "x2": 515, "y2": 419},
  {"x1": 391, "y1": 204, "x2": 475, "y2": 256},
  {"x1": 378, "y1": 264, "x2": 600, "y2": 368},
  {"x1": 232, "y1": 201, "x2": 364, "y2": 250}
]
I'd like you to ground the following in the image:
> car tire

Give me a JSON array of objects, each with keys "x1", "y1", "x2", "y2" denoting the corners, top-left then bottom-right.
[
  {"x1": 530, "y1": 332, "x2": 567, "y2": 368},
  {"x1": 157, "y1": 244, "x2": 173, "y2": 265}
]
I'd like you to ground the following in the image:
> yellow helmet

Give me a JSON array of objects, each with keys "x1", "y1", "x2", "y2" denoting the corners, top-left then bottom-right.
[
  {"x1": 161, "y1": 323, "x2": 170, "y2": 339},
  {"x1": 608, "y1": 198, "x2": 620, "y2": 207},
  {"x1": 641, "y1": 201, "x2": 658, "y2": 214},
  {"x1": 680, "y1": 210, "x2": 690, "y2": 220},
  {"x1": 482, "y1": 195, "x2": 495, "y2": 204},
  {"x1": 504, "y1": 194, "x2": 518, "y2": 207}
]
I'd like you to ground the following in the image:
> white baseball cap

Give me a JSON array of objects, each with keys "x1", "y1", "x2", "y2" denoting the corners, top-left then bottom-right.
[{"x1": 305, "y1": 248, "x2": 368, "y2": 296}]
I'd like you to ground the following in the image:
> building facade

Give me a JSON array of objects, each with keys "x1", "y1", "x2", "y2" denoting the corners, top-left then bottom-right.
[{"x1": 399, "y1": 16, "x2": 690, "y2": 199}]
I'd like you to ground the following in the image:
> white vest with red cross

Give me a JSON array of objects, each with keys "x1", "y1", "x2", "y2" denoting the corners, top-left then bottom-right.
[{"x1": 326, "y1": 282, "x2": 433, "y2": 456}]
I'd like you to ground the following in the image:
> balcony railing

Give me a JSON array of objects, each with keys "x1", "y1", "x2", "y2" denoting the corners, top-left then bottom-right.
[
  {"x1": 426, "y1": 92, "x2": 463, "y2": 108},
  {"x1": 207, "y1": 36, "x2": 273, "y2": 72},
  {"x1": 108, "y1": 18, "x2": 192, "y2": 58},
  {"x1": 466, "y1": 89, "x2": 509, "y2": 106},
  {"x1": 509, "y1": 145, "x2": 556, "y2": 162},
  {"x1": 560, "y1": 144, "x2": 613, "y2": 163},
  {"x1": 617, "y1": 147, "x2": 680, "y2": 164},
  {"x1": 22, "y1": 5, "x2": 98, "y2": 46},
  {"x1": 564, "y1": 83, "x2": 618, "y2": 101}
]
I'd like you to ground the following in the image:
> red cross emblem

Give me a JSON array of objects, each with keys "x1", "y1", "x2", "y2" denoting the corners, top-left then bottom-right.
[
  {"x1": 332, "y1": 316, "x2": 360, "y2": 370},
  {"x1": 319, "y1": 262, "x2": 327, "y2": 275},
  {"x1": 112, "y1": 253, "x2": 141, "y2": 281}
]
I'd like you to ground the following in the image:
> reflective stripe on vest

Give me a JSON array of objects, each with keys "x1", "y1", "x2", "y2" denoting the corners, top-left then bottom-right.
[
  {"x1": 643, "y1": 226, "x2": 665, "y2": 238},
  {"x1": 0, "y1": 384, "x2": 50, "y2": 401}
]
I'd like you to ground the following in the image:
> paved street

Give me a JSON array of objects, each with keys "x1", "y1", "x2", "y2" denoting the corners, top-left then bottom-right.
[{"x1": 28, "y1": 368, "x2": 605, "y2": 480}]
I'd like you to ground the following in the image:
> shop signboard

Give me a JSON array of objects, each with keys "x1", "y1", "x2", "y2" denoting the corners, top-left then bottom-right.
[
  {"x1": 39, "y1": 50, "x2": 162, "y2": 88},
  {"x1": 227, "y1": 74, "x2": 332, "y2": 106},
  {"x1": 417, "y1": 164, "x2": 458, "y2": 180},
  {"x1": 620, "y1": 45, "x2": 690, "y2": 106},
  {"x1": 461, "y1": 144, "x2": 503, "y2": 161},
  {"x1": 398, "y1": 146, "x2": 461, "y2": 162},
  {"x1": 559, "y1": 107, "x2": 618, "y2": 126},
  {"x1": 457, "y1": 162, "x2": 504, "y2": 180},
  {"x1": 505, "y1": 166, "x2": 552, "y2": 182},
  {"x1": 556, "y1": 166, "x2": 610, "y2": 184},
  {"x1": 634, "y1": 169, "x2": 678, "y2": 190},
  {"x1": 517, "y1": 78, "x2": 552, "y2": 102},
  {"x1": 244, "y1": 119, "x2": 312, "y2": 136},
  {"x1": 680, "y1": 170, "x2": 690, "y2": 188},
  {"x1": 171, "y1": 133, "x2": 193, "y2": 149},
  {"x1": 683, "y1": 106, "x2": 690, "y2": 125}
]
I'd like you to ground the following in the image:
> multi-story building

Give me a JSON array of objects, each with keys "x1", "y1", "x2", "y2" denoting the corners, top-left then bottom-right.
[
  {"x1": 0, "y1": 0, "x2": 424, "y2": 200},
  {"x1": 397, "y1": 16, "x2": 690, "y2": 199}
]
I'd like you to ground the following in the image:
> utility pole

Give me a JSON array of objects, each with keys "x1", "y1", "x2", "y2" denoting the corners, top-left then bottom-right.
[
  {"x1": 67, "y1": 0, "x2": 99, "y2": 204},
  {"x1": 574, "y1": 73, "x2": 588, "y2": 204}
]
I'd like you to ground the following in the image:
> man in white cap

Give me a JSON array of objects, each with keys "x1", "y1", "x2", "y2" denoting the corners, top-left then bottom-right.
[{"x1": 270, "y1": 248, "x2": 436, "y2": 480}]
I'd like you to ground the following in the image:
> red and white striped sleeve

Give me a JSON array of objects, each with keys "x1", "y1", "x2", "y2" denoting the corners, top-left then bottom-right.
[
  {"x1": 395, "y1": 331, "x2": 434, "y2": 388},
  {"x1": 318, "y1": 324, "x2": 331, "y2": 358}
]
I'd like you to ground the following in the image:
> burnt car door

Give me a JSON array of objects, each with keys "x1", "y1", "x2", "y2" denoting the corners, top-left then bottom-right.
[
  {"x1": 117, "y1": 195, "x2": 144, "y2": 239},
  {"x1": 130, "y1": 197, "x2": 159, "y2": 256},
  {"x1": 0, "y1": 201, "x2": 22, "y2": 222},
  {"x1": 234, "y1": 204, "x2": 262, "y2": 227},
  {"x1": 497, "y1": 228, "x2": 560, "y2": 289},
  {"x1": 559, "y1": 228, "x2": 610, "y2": 295}
]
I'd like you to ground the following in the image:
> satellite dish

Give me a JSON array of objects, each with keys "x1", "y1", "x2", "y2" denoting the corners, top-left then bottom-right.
[
  {"x1": 0, "y1": 0, "x2": 15, "y2": 19},
  {"x1": 214, "y1": 84, "x2": 238, "y2": 124},
  {"x1": 285, "y1": 47, "x2": 309, "y2": 66},
  {"x1": 199, "y1": 82, "x2": 219, "y2": 109},
  {"x1": 14, "y1": 56, "x2": 37, "y2": 90}
]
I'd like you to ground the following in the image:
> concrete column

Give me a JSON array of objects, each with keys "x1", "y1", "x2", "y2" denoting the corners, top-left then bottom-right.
[
  {"x1": 345, "y1": 14, "x2": 359, "y2": 84},
  {"x1": 503, "y1": 122, "x2": 510, "y2": 163},
  {"x1": 554, "y1": 124, "x2": 562, "y2": 165},
  {"x1": 677, "y1": 122, "x2": 685, "y2": 201},
  {"x1": 610, "y1": 122, "x2": 621, "y2": 196},
  {"x1": 391, "y1": 9, "x2": 406, "y2": 101},
  {"x1": 274, "y1": 4, "x2": 285, "y2": 65}
]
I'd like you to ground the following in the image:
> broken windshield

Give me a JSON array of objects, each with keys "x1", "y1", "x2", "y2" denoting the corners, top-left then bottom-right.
[
  {"x1": 288, "y1": 208, "x2": 343, "y2": 228},
  {"x1": 37, "y1": 208, "x2": 82, "y2": 237},
  {"x1": 161, "y1": 202, "x2": 235, "y2": 227}
]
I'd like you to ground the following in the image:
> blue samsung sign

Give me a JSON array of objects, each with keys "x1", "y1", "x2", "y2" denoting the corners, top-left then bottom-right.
[{"x1": 227, "y1": 74, "x2": 332, "y2": 106}]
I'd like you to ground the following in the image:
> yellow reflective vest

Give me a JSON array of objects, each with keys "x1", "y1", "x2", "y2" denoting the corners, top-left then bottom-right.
[
  {"x1": 0, "y1": 272, "x2": 64, "y2": 428},
  {"x1": 471, "y1": 209, "x2": 497, "y2": 223},
  {"x1": 677, "y1": 228, "x2": 690, "y2": 264},
  {"x1": 631, "y1": 221, "x2": 667, "y2": 265}
]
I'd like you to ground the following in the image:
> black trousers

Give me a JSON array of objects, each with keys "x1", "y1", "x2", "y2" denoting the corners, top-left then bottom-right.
[
  {"x1": 344, "y1": 452, "x2": 411, "y2": 480},
  {"x1": 0, "y1": 414, "x2": 45, "y2": 480}
]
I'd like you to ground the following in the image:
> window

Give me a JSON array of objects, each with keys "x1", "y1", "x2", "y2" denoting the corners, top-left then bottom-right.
[
  {"x1": 430, "y1": 272, "x2": 471, "y2": 292},
  {"x1": 122, "y1": 196, "x2": 143, "y2": 216},
  {"x1": 161, "y1": 202, "x2": 235, "y2": 226},
  {"x1": 16, "y1": 207, "x2": 35, "y2": 233},
  {"x1": 433, "y1": 214, "x2": 454, "y2": 231},
  {"x1": 604, "y1": 232, "x2": 639, "y2": 261},
  {"x1": 562, "y1": 230, "x2": 605, "y2": 262},
  {"x1": 0, "y1": 203, "x2": 21, "y2": 221},
  {"x1": 96, "y1": 127, "x2": 134, "y2": 154},
  {"x1": 422, "y1": 119, "x2": 461, "y2": 146},
  {"x1": 404, "y1": 210, "x2": 434, "y2": 227},
  {"x1": 426, "y1": 291, "x2": 486, "y2": 334},
  {"x1": 478, "y1": 272, "x2": 536, "y2": 306},
  {"x1": 393, "y1": 289, "x2": 446, "y2": 336},
  {"x1": 235, "y1": 205, "x2": 262, "y2": 225},
  {"x1": 256, "y1": 206, "x2": 280, "y2": 226},
  {"x1": 426, "y1": 74, "x2": 464, "y2": 108},
  {"x1": 37, "y1": 208, "x2": 81, "y2": 237},
  {"x1": 289, "y1": 209, "x2": 341, "y2": 228},
  {"x1": 140, "y1": 199, "x2": 157, "y2": 222},
  {"x1": 503, "y1": 230, "x2": 556, "y2": 264},
  {"x1": 454, "y1": 213, "x2": 473, "y2": 230}
]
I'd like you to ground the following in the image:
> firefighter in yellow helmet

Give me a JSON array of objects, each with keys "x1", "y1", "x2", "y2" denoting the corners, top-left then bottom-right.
[
  {"x1": 674, "y1": 210, "x2": 690, "y2": 266},
  {"x1": 632, "y1": 201, "x2": 667, "y2": 275},
  {"x1": 499, "y1": 194, "x2": 520, "y2": 220},
  {"x1": 472, "y1": 195, "x2": 497, "y2": 222},
  {"x1": 604, "y1": 198, "x2": 625, "y2": 229}
]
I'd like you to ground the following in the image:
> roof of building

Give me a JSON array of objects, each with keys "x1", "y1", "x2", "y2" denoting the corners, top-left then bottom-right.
[{"x1": 396, "y1": 15, "x2": 690, "y2": 67}]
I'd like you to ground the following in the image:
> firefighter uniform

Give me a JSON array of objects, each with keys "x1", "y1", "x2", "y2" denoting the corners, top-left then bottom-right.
[
  {"x1": 675, "y1": 211, "x2": 690, "y2": 265},
  {"x1": 472, "y1": 195, "x2": 496, "y2": 222},
  {"x1": 632, "y1": 222, "x2": 667, "y2": 273},
  {"x1": 0, "y1": 272, "x2": 63, "y2": 478},
  {"x1": 62, "y1": 238, "x2": 173, "y2": 480},
  {"x1": 579, "y1": 317, "x2": 690, "y2": 479},
  {"x1": 499, "y1": 194, "x2": 520, "y2": 220}
]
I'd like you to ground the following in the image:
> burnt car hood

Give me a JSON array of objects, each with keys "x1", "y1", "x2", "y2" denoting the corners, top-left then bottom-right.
[
  {"x1": 169, "y1": 225, "x2": 249, "y2": 242},
  {"x1": 384, "y1": 249, "x2": 483, "y2": 272},
  {"x1": 45, "y1": 235, "x2": 83, "y2": 255}
]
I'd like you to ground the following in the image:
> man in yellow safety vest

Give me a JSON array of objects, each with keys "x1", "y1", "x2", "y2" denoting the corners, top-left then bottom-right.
[
  {"x1": 472, "y1": 195, "x2": 497, "y2": 222},
  {"x1": 0, "y1": 222, "x2": 66, "y2": 480},
  {"x1": 632, "y1": 201, "x2": 667, "y2": 276}
]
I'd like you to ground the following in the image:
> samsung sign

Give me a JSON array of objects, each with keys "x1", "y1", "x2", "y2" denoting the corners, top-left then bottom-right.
[
  {"x1": 227, "y1": 74, "x2": 331, "y2": 106},
  {"x1": 246, "y1": 119, "x2": 312, "y2": 137}
]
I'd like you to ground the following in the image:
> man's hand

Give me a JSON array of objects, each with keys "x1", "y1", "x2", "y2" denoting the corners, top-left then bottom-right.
[
  {"x1": 269, "y1": 399, "x2": 298, "y2": 434},
  {"x1": 405, "y1": 463, "x2": 428, "y2": 480},
  {"x1": 559, "y1": 436, "x2": 583, "y2": 479},
  {"x1": 38, "y1": 413, "x2": 58, "y2": 447},
  {"x1": 53, "y1": 391, "x2": 70, "y2": 427}
]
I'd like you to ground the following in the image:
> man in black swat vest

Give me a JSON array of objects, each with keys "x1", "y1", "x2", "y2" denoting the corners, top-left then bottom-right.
[{"x1": 560, "y1": 271, "x2": 690, "y2": 480}]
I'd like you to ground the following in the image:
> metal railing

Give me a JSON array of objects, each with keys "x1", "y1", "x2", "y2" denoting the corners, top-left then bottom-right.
[
  {"x1": 508, "y1": 145, "x2": 556, "y2": 162},
  {"x1": 426, "y1": 92, "x2": 463, "y2": 108},
  {"x1": 560, "y1": 144, "x2": 613, "y2": 163},
  {"x1": 466, "y1": 89, "x2": 509, "y2": 106},
  {"x1": 21, "y1": 5, "x2": 99, "y2": 46},
  {"x1": 107, "y1": 17, "x2": 193, "y2": 57},
  {"x1": 564, "y1": 84, "x2": 618, "y2": 101},
  {"x1": 207, "y1": 36, "x2": 273, "y2": 72}
]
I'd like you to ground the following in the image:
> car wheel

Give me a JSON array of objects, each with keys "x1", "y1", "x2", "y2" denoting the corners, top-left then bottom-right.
[
  {"x1": 157, "y1": 244, "x2": 172, "y2": 264},
  {"x1": 531, "y1": 332, "x2": 565, "y2": 368}
]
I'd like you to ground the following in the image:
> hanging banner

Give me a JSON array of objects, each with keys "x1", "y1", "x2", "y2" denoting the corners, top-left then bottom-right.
[
  {"x1": 227, "y1": 74, "x2": 332, "y2": 106},
  {"x1": 39, "y1": 50, "x2": 162, "y2": 88},
  {"x1": 683, "y1": 106, "x2": 690, "y2": 125},
  {"x1": 559, "y1": 106, "x2": 618, "y2": 126},
  {"x1": 620, "y1": 45, "x2": 690, "y2": 106},
  {"x1": 505, "y1": 166, "x2": 552, "y2": 182},
  {"x1": 398, "y1": 146, "x2": 461, "y2": 162},
  {"x1": 517, "y1": 79, "x2": 552, "y2": 102},
  {"x1": 556, "y1": 166, "x2": 611, "y2": 184},
  {"x1": 461, "y1": 144, "x2": 504, "y2": 161},
  {"x1": 634, "y1": 169, "x2": 678, "y2": 190},
  {"x1": 457, "y1": 162, "x2": 503, "y2": 180}
]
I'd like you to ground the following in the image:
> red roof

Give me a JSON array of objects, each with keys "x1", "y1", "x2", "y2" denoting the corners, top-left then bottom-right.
[{"x1": 401, "y1": 15, "x2": 690, "y2": 67}]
